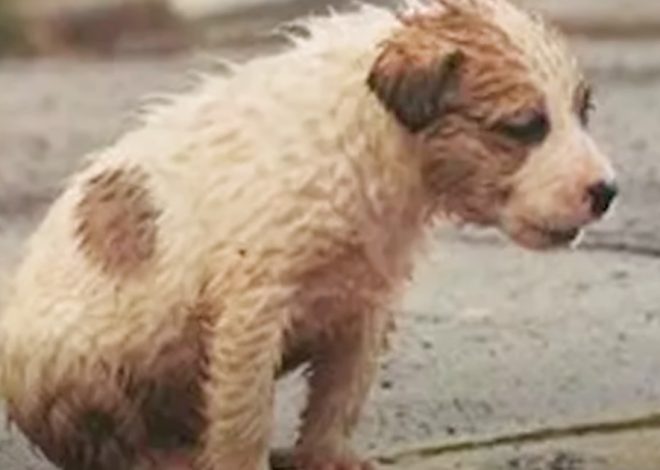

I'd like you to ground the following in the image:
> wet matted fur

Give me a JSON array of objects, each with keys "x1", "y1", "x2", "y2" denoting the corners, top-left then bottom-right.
[{"x1": 0, "y1": 1, "x2": 616, "y2": 469}]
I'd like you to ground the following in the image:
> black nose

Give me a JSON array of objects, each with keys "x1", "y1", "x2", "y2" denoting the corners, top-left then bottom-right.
[{"x1": 587, "y1": 180, "x2": 618, "y2": 217}]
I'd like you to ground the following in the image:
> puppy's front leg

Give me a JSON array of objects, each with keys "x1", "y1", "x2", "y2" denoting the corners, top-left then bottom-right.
[
  {"x1": 294, "y1": 313, "x2": 388, "y2": 470},
  {"x1": 196, "y1": 292, "x2": 288, "y2": 470}
]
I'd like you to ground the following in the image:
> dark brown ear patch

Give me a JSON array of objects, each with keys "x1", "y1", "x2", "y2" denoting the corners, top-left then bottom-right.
[
  {"x1": 368, "y1": 42, "x2": 463, "y2": 133},
  {"x1": 76, "y1": 167, "x2": 160, "y2": 276}
]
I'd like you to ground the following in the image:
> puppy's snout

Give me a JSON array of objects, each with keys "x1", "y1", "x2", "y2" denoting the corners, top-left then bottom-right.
[{"x1": 587, "y1": 180, "x2": 618, "y2": 217}]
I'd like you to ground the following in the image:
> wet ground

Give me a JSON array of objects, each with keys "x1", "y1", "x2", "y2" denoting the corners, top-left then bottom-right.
[{"x1": 0, "y1": 15, "x2": 659, "y2": 470}]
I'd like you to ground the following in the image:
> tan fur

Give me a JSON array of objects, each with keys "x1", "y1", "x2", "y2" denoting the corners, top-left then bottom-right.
[{"x1": 0, "y1": 1, "x2": 614, "y2": 469}]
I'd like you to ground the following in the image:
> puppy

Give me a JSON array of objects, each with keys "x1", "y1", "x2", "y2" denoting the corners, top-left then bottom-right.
[{"x1": 0, "y1": 0, "x2": 616, "y2": 469}]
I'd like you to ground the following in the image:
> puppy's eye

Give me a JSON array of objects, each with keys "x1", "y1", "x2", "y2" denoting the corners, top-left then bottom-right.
[
  {"x1": 495, "y1": 110, "x2": 549, "y2": 145},
  {"x1": 578, "y1": 86, "x2": 595, "y2": 126}
]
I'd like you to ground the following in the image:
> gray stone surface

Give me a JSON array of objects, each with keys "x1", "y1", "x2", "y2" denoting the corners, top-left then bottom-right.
[{"x1": 0, "y1": 19, "x2": 659, "y2": 470}]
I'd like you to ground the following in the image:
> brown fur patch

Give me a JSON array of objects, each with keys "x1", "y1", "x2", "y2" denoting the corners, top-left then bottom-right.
[
  {"x1": 370, "y1": 8, "x2": 547, "y2": 224},
  {"x1": 7, "y1": 300, "x2": 215, "y2": 470},
  {"x1": 368, "y1": 35, "x2": 463, "y2": 132},
  {"x1": 7, "y1": 370, "x2": 144, "y2": 470},
  {"x1": 422, "y1": 113, "x2": 528, "y2": 223},
  {"x1": 369, "y1": 8, "x2": 541, "y2": 132},
  {"x1": 76, "y1": 167, "x2": 159, "y2": 276},
  {"x1": 125, "y1": 299, "x2": 215, "y2": 451}
]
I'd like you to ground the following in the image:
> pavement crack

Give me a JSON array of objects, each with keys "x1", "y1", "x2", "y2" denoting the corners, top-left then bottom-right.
[
  {"x1": 375, "y1": 412, "x2": 660, "y2": 465},
  {"x1": 269, "y1": 412, "x2": 660, "y2": 469}
]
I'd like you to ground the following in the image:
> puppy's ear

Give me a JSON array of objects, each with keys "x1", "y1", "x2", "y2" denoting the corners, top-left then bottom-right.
[{"x1": 368, "y1": 43, "x2": 463, "y2": 133}]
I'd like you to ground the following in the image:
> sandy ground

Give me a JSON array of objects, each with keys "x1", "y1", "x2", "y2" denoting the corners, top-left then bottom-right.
[{"x1": 1, "y1": 18, "x2": 660, "y2": 470}]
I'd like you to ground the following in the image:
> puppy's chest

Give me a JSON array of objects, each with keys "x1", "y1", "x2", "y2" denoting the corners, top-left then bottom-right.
[{"x1": 281, "y1": 245, "x2": 399, "y2": 371}]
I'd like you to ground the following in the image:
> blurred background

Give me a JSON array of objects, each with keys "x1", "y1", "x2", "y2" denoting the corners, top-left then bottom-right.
[
  {"x1": 1, "y1": 1, "x2": 660, "y2": 469},
  {"x1": 1, "y1": 0, "x2": 659, "y2": 56}
]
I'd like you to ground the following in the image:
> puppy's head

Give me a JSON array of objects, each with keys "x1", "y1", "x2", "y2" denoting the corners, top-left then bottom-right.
[{"x1": 368, "y1": 0, "x2": 617, "y2": 249}]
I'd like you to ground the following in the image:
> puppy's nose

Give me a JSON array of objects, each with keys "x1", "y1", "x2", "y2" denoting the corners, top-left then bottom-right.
[{"x1": 587, "y1": 180, "x2": 618, "y2": 217}]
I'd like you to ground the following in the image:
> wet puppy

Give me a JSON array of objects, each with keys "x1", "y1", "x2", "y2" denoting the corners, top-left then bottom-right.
[{"x1": 0, "y1": 0, "x2": 616, "y2": 469}]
